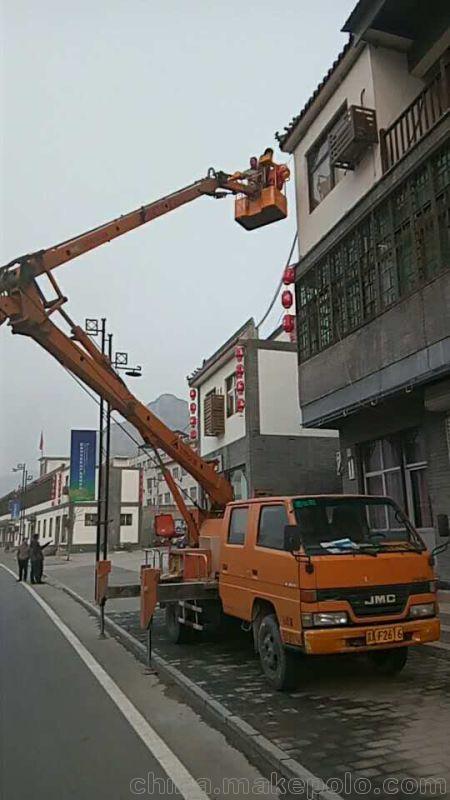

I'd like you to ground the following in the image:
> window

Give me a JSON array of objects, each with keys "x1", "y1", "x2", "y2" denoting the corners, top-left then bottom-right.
[
  {"x1": 55, "y1": 517, "x2": 61, "y2": 541},
  {"x1": 172, "y1": 467, "x2": 179, "y2": 480},
  {"x1": 229, "y1": 467, "x2": 248, "y2": 501},
  {"x1": 257, "y1": 505, "x2": 288, "y2": 550},
  {"x1": 43, "y1": 519, "x2": 47, "y2": 537},
  {"x1": 225, "y1": 374, "x2": 237, "y2": 418},
  {"x1": 120, "y1": 513, "x2": 132, "y2": 526},
  {"x1": 189, "y1": 486, "x2": 197, "y2": 502},
  {"x1": 307, "y1": 107, "x2": 347, "y2": 210},
  {"x1": 361, "y1": 430, "x2": 433, "y2": 529},
  {"x1": 164, "y1": 493, "x2": 171, "y2": 505},
  {"x1": 85, "y1": 513, "x2": 98, "y2": 526},
  {"x1": 37, "y1": 520, "x2": 41, "y2": 535},
  {"x1": 298, "y1": 142, "x2": 450, "y2": 362},
  {"x1": 158, "y1": 494, "x2": 163, "y2": 505},
  {"x1": 49, "y1": 518, "x2": 53, "y2": 540},
  {"x1": 61, "y1": 516, "x2": 68, "y2": 544},
  {"x1": 228, "y1": 507, "x2": 248, "y2": 545}
]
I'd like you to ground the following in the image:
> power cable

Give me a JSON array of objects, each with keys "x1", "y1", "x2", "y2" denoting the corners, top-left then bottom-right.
[{"x1": 256, "y1": 230, "x2": 298, "y2": 332}]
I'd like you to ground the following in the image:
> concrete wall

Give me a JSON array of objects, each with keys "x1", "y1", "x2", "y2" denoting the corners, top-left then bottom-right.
[
  {"x1": 293, "y1": 44, "x2": 424, "y2": 257},
  {"x1": 258, "y1": 349, "x2": 302, "y2": 435},
  {"x1": 294, "y1": 45, "x2": 378, "y2": 257},
  {"x1": 298, "y1": 271, "x2": 450, "y2": 426},
  {"x1": 250, "y1": 435, "x2": 341, "y2": 496}
]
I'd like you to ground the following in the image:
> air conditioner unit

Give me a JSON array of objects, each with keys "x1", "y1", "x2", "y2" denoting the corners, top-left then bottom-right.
[{"x1": 329, "y1": 105, "x2": 378, "y2": 170}]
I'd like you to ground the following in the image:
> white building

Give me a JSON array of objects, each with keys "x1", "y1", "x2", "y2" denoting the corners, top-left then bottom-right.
[
  {"x1": 0, "y1": 455, "x2": 141, "y2": 550},
  {"x1": 188, "y1": 318, "x2": 340, "y2": 499},
  {"x1": 128, "y1": 434, "x2": 200, "y2": 535}
]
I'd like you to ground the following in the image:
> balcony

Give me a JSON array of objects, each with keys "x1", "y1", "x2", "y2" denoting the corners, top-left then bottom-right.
[{"x1": 380, "y1": 63, "x2": 449, "y2": 173}]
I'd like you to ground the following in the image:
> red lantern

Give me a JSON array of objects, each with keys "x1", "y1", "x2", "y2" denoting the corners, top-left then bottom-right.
[
  {"x1": 190, "y1": 402, "x2": 197, "y2": 414},
  {"x1": 237, "y1": 398, "x2": 245, "y2": 413},
  {"x1": 236, "y1": 379, "x2": 245, "y2": 394},
  {"x1": 190, "y1": 416, "x2": 197, "y2": 427},
  {"x1": 281, "y1": 289, "x2": 294, "y2": 309},
  {"x1": 189, "y1": 430, "x2": 197, "y2": 440},
  {"x1": 236, "y1": 363, "x2": 244, "y2": 378},
  {"x1": 189, "y1": 388, "x2": 196, "y2": 400},
  {"x1": 235, "y1": 345, "x2": 244, "y2": 360},
  {"x1": 282, "y1": 314, "x2": 295, "y2": 334},
  {"x1": 283, "y1": 266, "x2": 295, "y2": 285}
]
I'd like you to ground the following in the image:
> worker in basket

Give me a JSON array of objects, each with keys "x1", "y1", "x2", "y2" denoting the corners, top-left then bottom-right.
[{"x1": 258, "y1": 147, "x2": 290, "y2": 190}]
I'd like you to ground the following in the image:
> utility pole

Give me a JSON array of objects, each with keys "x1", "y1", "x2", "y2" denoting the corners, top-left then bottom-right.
[
  {"x1": 103, "y1": 333, "x2": 113, "y2": 560},
  {"x1": 12, "y1": 463, "x2": 32, "y2": 543}
]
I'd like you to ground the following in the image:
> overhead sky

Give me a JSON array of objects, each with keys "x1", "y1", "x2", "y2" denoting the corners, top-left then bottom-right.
[{"x1": 0, "y1": 0, "x2": 354, "y2": 491}]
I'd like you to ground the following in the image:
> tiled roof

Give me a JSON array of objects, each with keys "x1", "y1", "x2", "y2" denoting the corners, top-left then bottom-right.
[{"x1": 275, "y1": 37, "x2": 353, "y2": 151}]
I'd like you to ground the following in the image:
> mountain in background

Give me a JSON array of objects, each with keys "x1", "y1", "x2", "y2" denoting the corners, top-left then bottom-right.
[{"x1": 109, "y1": 393, "x2": 189, "y2": 457}]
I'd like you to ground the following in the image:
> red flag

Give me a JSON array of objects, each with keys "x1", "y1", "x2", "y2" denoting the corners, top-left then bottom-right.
[{"x1": 39, "y1": 431, "x2": 44, "y2": 453}]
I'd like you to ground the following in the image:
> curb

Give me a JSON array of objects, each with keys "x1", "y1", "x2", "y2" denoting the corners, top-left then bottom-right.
[{"x1": 50, "y1": 576, "x2": 343, "y2": 800}]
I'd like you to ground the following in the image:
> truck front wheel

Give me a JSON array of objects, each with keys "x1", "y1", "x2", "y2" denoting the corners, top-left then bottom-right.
[
  {"x1": 368, "y1": 646, "x2": 408, "y2": 675},
  {"x1": 258, "y1": 614, "x2": 297, "y2": 691}
]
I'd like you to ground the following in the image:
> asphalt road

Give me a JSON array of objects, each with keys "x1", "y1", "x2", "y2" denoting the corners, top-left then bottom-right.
[{"x1": 0, "y1": 565, "x2": 277, "y2": 800}]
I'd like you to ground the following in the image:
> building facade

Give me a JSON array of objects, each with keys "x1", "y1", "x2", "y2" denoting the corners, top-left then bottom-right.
[
  {"x1": 0, "y1": 455, "x2": 141, "y2": 551},
  {"x1": 128, "y1": 438, "x2": 200, "y2": 539},
  {"x1": 277, "y1": 0, "x2": 450, "y2": 580},
  {"x1": 188, "y1": 318, "x2": 340, "y2": 499}
]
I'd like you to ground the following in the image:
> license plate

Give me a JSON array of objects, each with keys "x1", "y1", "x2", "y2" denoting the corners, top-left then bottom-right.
[{"x1": 366, "y1": 626, "x2": 404, "y2": 645}]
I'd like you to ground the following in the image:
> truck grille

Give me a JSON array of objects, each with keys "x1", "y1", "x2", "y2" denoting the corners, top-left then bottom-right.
[{"x1": 317, "y1": 582, "x2": 430, "y2": 618}]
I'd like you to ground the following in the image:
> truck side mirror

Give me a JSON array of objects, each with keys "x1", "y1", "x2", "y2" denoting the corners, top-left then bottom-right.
[
  {"x1": 437, "y1": 514, "x2": 450, "y2": 538},
  {"x1": 284, "y1": 524, "x2": 302, "y2": 552}
]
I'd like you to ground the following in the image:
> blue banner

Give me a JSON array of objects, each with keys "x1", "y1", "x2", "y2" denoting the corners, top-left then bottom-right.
[
  {"x1": 9, "y1": 499, "x2": 21, "y2": 519},
  {"x1": 69, "y1": 430, "x2": 97, "y2": 502}
]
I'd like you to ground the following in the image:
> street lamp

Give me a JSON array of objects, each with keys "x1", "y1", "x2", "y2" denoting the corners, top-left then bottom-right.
[
  {"x1": 12, "y1": 463, "x2": 32, "y2": 542},
  {"x1": 85, "y1": 319, "x2": 142, "y2": 570}
]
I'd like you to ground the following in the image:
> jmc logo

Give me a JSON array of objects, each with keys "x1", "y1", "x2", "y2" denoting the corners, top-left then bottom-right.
[{"x1": 364, "y1": 594, "x2": 397, "y2": 606}]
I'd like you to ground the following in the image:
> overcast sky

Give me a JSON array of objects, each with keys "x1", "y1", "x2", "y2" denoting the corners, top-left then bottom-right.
[{"x1": 0, "y1": 0, "x2": 354, "y2": 491}]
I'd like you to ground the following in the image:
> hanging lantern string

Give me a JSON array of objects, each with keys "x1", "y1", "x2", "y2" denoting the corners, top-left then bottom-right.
[{"x1": 256, "y1": 230, "x2": 298, "y2": 333}]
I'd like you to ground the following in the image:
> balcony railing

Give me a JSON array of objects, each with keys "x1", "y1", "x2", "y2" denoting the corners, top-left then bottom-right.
[{"x1": 380, "y1": 63, "x2": 449, "y2": 173}]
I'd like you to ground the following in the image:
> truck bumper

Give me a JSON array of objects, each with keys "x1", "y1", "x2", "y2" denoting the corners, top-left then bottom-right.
[{"x1": 303, "y1": 617, "x2": 440, "y2": 655}]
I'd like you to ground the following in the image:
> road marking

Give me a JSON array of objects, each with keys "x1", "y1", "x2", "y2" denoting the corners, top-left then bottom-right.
[{"x1": 0, "y1": 564, "x2": 209, "y2": 800}]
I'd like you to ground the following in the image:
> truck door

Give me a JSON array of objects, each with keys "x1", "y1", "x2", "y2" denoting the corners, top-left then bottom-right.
[
  {"x1": 219, "y1": 504, "x2": 251, "y2": 619},
  {"x1": 252, "y1": 503, "x2": 301, "y2": 641}
]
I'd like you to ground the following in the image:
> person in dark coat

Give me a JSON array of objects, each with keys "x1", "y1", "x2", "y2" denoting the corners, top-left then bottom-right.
[
  {"x1": 30, "y1": 535, "x2": 50, "y2": 584},
  {"x1": 17, "y1": 540, "x2": 30, "y2": 582}
]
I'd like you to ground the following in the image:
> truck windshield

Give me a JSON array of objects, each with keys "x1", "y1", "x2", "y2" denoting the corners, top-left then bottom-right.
[{"x1": 292, "y1": 497, "x2": 424, "y2": 555}]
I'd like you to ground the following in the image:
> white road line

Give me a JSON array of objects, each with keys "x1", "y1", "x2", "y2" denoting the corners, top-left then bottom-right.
[{"x1": 0, "y1": 564, "x2": 210, "y2": 800}]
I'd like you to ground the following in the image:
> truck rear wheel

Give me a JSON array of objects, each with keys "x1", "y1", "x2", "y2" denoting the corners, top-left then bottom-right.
[
  {"x1": 368, "y1": 646, "x2": 408, "y2": 675},
  {"x1": 165, "y1": 603, "x2": 192, "y2": 644},
  {"x1": 258, "y1": 614, "x2": 297, "y2": 691}
]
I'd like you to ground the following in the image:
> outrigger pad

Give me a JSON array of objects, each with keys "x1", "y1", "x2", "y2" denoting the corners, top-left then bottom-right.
[
  {"x1": 140, "y1": 566, "x2": 161, "y2": 630},
  {"x1": 95, "y1": 559, "x2": 111, "y2": 605}
]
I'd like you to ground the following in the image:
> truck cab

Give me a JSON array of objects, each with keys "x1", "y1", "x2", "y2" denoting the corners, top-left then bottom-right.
[{"x1": 219, "y1": 494, "x2": 441, "y2": 689}]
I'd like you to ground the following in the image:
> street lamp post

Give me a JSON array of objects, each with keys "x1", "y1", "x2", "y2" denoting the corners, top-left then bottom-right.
[
  {"x1": 102, "y1": 340, "x2": 142, "y2": 558},
  {"x1": 85, "y1": 318, "x2": 106, "y2": 566},
  {"x1": 85, "y1": 319, "x2": 141, "y2": 575},
  {"x1": 12, "y1": 463, "x2": 32, "y2": 543}
]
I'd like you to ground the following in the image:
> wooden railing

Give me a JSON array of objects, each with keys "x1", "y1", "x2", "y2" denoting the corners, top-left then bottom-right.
[{"x1": 380, "y1": 63, "x2": 449, "y2": 173}]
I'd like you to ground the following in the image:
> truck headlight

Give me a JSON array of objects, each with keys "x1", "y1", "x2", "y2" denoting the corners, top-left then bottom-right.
[
  {"x1": 409, "y1": 602, "x2": 435, "y2": 618},
  {"x1": 307, "y1": 612, "x2": 348, "y2": 627}
]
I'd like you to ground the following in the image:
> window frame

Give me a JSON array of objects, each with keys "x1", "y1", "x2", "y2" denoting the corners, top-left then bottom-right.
[
  {"x1": 306, "y1": 103, "x2": 348, "y2": 212},
  {"x1": 227, "y1": 505, "x2": 249, "y2": 546},
  {"x1": 120, "y1": 513, "x2": 133, "y2": 526},
  {"x1": 225, "y1": 373, "x2": 237, "y2": 418},
  {"x1": 256, "y1": 504, "x2": 289, "y2": 551}
]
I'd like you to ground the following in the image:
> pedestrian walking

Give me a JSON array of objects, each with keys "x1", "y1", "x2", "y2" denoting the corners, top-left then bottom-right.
[
  {"x1": 16, "y1": 540, "x2": 30, "y2": 582},
  {"x1": 29, "y1": 535, "x2": 51, "y2": 584}
]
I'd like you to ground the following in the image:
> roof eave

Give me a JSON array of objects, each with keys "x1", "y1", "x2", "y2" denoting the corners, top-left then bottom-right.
[{"x1": 279, "y1": 40, "x2": 365, "y2": 154}]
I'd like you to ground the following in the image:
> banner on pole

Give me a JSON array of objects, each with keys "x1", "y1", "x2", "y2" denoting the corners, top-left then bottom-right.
[
  {"x1": 69, "y1": 430, "x2": 97, "y2": 502},
  {"x1": 9, "y1": 499, "x2": 21, "y2": 519}
]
